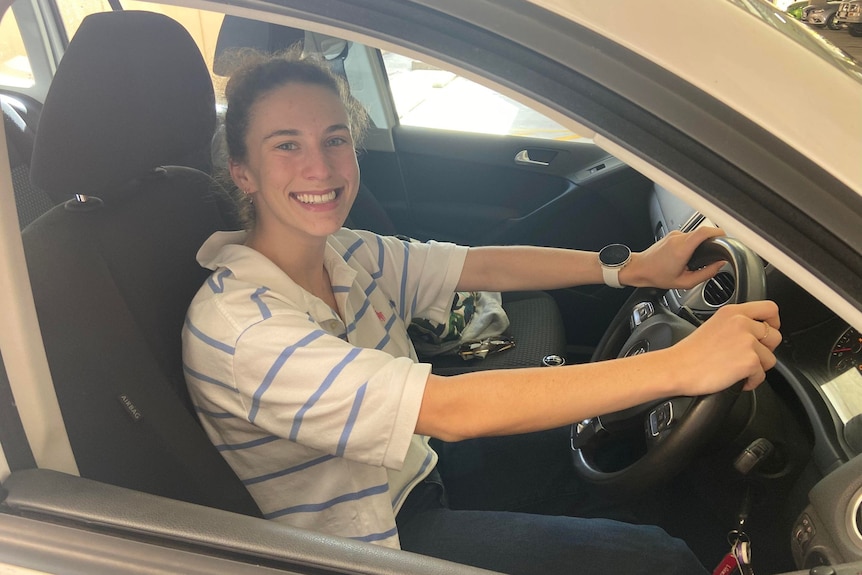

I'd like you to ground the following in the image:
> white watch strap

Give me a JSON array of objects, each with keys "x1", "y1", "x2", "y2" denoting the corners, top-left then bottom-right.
[{"x1": 602, "y1": 265, "x2": 623, "y2": 288}]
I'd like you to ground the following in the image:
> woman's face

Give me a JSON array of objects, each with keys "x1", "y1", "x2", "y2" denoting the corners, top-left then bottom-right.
[{"x1": 230, "y1": 82, "x2": 360, "y2": 244}]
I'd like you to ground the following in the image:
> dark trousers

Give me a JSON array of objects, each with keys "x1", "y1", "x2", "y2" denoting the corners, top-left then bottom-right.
[{"x1": 397, "y1": 427, "x2": 709, "y2": 575}]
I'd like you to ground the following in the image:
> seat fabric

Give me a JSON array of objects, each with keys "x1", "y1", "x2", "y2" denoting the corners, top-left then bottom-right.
[{"x1": 23, "y1": 11, "x2": 260, "y2": 516}]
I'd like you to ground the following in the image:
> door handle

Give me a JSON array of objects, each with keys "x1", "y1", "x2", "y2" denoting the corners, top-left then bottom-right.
[{"x1": 514, "y1": 149, "x2": 551, "y2": 167}]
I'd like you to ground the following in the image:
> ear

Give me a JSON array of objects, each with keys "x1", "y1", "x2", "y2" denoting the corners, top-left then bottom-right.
[{"x1": 228, "y1": 159, "x2": 255, "y2": 196}]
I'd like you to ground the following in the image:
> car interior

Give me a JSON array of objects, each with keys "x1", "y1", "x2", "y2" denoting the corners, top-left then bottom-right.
[{"x1": 2, "y1": 3, "x2": 862, "y2": 575}]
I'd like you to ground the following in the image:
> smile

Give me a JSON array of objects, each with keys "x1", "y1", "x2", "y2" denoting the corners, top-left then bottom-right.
[{"x1": 292, "y1": 190, "x2": 338, "y2": 204}]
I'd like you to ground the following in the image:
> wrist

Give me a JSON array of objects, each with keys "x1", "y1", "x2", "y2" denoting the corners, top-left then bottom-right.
[
  {"x1": 645, "y1": 347, "x2": 689, "y2": 397},
  {"x1": 617, "y1": 252, "x2": 647, "y2": 288}
]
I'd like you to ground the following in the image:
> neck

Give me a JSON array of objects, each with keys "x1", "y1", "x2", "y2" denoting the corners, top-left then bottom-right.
[{"x1": 246, "y1": 224, "x2": 330, "y2": 298}]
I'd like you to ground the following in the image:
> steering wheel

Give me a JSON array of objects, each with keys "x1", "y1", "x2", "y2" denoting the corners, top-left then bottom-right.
[{"x1": 570, "y1": 236, "x2": 766, "y2": 495}]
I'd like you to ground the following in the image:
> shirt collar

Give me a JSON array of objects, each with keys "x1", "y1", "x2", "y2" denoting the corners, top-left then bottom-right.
[{"x1": 197, "y1": 230, "x2": 359, "y2": 324}]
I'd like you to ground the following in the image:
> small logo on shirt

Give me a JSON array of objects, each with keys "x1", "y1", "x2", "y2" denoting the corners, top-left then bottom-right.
[{"x1": 376, "y1": 310, "x2": 386, "y2": 322}]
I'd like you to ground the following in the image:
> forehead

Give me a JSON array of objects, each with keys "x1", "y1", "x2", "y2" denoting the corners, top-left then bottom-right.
[{"x1": 248, "y1": 82, "x2": 348, "y2": 129}]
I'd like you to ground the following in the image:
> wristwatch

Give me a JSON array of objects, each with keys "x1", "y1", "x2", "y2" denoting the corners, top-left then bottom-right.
[{"x1": 599, "y1": 244, "x2": 631, "y2": 288}]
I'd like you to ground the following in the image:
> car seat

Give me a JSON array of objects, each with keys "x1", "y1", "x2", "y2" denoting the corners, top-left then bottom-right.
[{"x1": 23, "y1": 10, "x2": 261, "y2": 516}]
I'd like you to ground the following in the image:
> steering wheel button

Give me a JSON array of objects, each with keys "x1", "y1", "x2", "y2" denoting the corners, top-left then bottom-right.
[
  {"x1": 630, "y1": 301, "x2": 655, "y2": 328},
  {"x1": 648, "y1": 401, "x2": 674, "y2": 436}
]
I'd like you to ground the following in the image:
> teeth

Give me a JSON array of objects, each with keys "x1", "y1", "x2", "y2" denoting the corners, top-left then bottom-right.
[{"x1": 294, "y1": 191, "x2": 337, "y2": 204}]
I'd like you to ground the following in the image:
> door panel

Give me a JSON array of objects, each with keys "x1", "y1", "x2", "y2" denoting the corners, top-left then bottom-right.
[
  {"x1": 361, "y1": 126, "x2": 655, "y2": 252},
  {"x1": 358, "y1": 127, "x2": 656, "y2": 352}
]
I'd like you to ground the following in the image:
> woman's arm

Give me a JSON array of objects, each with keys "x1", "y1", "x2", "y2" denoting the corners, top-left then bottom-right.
[
  {"x1": 415, "y1": 300, "x2": 780, "y2": 442},
  {"x1": 456, "y1": 227, "x2": 727, "y2": 293}
]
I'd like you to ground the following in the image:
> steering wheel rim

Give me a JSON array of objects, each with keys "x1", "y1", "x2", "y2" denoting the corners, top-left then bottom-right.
[{"x1": 571, "y1": 237, "x2": 766, "y2": 495}]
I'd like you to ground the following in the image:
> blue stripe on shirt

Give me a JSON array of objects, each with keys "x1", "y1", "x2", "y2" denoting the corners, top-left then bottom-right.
[
  {"x1": 243, "y1": 454, "x2": 336, "y2": 486},
  {"x1": 336, "y1": 382, "x2": 368, "y2": 457},
  {"x1": 183, "y1": 363, "x2": 237, "y2": 392},
  {"x1": 391, "y1": 450, "x2": 435, "y2": 508},
  {"x1": 215, "y1": 434, "x2": 280, "y2": 452},
  {"x1": 289, "y1": 347, "x2": 362, "y2": 441},
  {"x1": 350, "y1": 526, "x2": 399, "y2": 543},
  {"x1": 248, "y1": 330, "x2": 327, "y2": 423},
  {"x1": 343, "y1": 237, "x2": 364, "y2": 261},
  {"x1": 194, "y1": 405, "x2": 235, "y2": 419},
  {"x1": 264, "y1": 482, "x2": 389, "y2": 519},
  {"x1": 374, "y1": 313, "x2": 397, "y2": 350},
  {"x1": 250, "y1": 287, "x2": 272, "y2": 319},
  {"x1": 206, "y1": 269, "x2": 232, "y2": 294},
  {"x1": 371, "y1": 235, "x2": 385, "y2": 279},
  {"x1": 399, "y1": 241, "x2": 410, "y2": 320},
  {"x1": 185, "y1": 317, "x2": 236, "y2": 355},
  {"x1": 344, "y1": 298, "x2": 371, "y2": 336}
]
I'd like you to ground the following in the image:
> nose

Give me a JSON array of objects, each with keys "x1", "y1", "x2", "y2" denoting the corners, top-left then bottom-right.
[{"x1": 301, "y1": 144, "x2": 334, "y2": 180}]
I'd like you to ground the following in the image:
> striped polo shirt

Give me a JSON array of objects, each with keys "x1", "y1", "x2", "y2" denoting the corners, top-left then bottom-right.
[{"x1": 182, "y1": 228, "x2": 468, "y2": 548}]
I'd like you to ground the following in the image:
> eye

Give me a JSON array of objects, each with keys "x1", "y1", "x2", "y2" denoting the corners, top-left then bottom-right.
[
  {"x1": 275, "y1": 141, "x2": 298, "y2": 151},
  {"x1": 325, "y1": 136, "x2": 350, "y2": 148}
]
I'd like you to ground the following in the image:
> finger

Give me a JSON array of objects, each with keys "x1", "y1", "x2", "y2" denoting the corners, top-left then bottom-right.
[
  {"x1": 683, "y1": 260, "x2": 725, "y2": 281},
  {"x1": 686, "y1": 226, "x2": 725, "y2": 246},
  {"x1": 752, "y1": 319, "x2": 771, "y2": 342},
  {"x1": 743, "y1": 367, "x2": 767, "y2": 391},
  {"x1": 753, "y1": 333, "x2": 778, "y2": 369},
  {"x1": 761, "y1": 327, "x2": 782, "y2": 351},
  {"x1": 737, "y1": 300, "x2": 780, "y2": 327}
]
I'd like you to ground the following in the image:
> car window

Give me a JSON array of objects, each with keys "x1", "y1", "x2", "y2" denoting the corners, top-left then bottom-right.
[
  {"x1": 46, "y1": 1, "x2": 580, "y2": 142},
  {"x1": 0, "y1": 10, "x2": 34, "y2": 89},
  {"x1": 381, "y1": 51, "x2": 581, "y2": 140},
  {"x1": 54, "y1": 0, "x2": 106, "y2": 40}
]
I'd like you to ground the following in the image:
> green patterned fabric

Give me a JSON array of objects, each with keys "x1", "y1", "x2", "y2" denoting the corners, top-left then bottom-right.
[
  {"x1": 409, "y1": 291, "x2": 510, "y2": 359},
  {"x1": 409, "y1": 291, "x2": 477, "y2": 346}
]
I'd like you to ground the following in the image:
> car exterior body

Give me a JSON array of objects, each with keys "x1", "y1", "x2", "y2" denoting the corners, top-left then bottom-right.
[
  {"x1": 808, "y1": 1, "x2": 843, "y2": 28},
  {"x1": 1, "y1": 0, "x2": 862, "y2": 574},
  {"x1": 836, "y1": 0, "x2": 862, "y2": 34}
]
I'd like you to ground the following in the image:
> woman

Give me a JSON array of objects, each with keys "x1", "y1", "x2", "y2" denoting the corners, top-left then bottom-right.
[{"x1": 182, "y1": 50, "x2": 781, "y2": 574}]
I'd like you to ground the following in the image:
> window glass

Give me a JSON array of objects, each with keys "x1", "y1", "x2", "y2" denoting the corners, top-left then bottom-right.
[
  {"x1": 382, "y1": 51, "x2": 581, "y2": 140},
  {"x1": 54, "y1": 0, "x2": 111, "y2": 40},
  {"x1": 0, "y1": 10, "x2": 35, "y2": 89}
]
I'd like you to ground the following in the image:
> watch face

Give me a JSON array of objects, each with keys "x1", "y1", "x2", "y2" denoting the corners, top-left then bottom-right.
[{"x1": 600, "y1": 244, "x2": 631, "y2": 266}]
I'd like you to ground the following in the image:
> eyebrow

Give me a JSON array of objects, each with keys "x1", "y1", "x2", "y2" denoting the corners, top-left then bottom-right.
[{"x1": 262, "y1": 124, "x2": 351, "y2": 141}]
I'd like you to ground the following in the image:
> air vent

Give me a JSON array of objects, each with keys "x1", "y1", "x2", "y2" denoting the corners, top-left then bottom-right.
[{"x1": 703, "y1": 272, "x2": 735, "y2": 306}]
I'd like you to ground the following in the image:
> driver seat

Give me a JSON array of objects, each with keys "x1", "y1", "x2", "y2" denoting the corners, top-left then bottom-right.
[{"x1": 23, "y1": 10, "x2": 261, "y2": 516}]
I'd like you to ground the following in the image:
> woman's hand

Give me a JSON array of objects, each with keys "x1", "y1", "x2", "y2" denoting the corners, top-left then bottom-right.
[
  {"x1": 620, "y1": 227, "x2": 727, "y2": 289},
  {"x1": 668, "y1": 300, "x2": 782, "y2": 395}
]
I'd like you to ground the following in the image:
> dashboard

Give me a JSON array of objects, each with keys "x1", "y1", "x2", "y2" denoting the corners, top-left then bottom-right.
[{"x1": 647, "y1": 182, "x2": 862, "y2": 569}]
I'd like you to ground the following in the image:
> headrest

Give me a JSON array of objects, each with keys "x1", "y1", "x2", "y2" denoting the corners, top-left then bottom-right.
[{"x1": 30, "y1": 11, "x2": 216, "y2": 204}]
